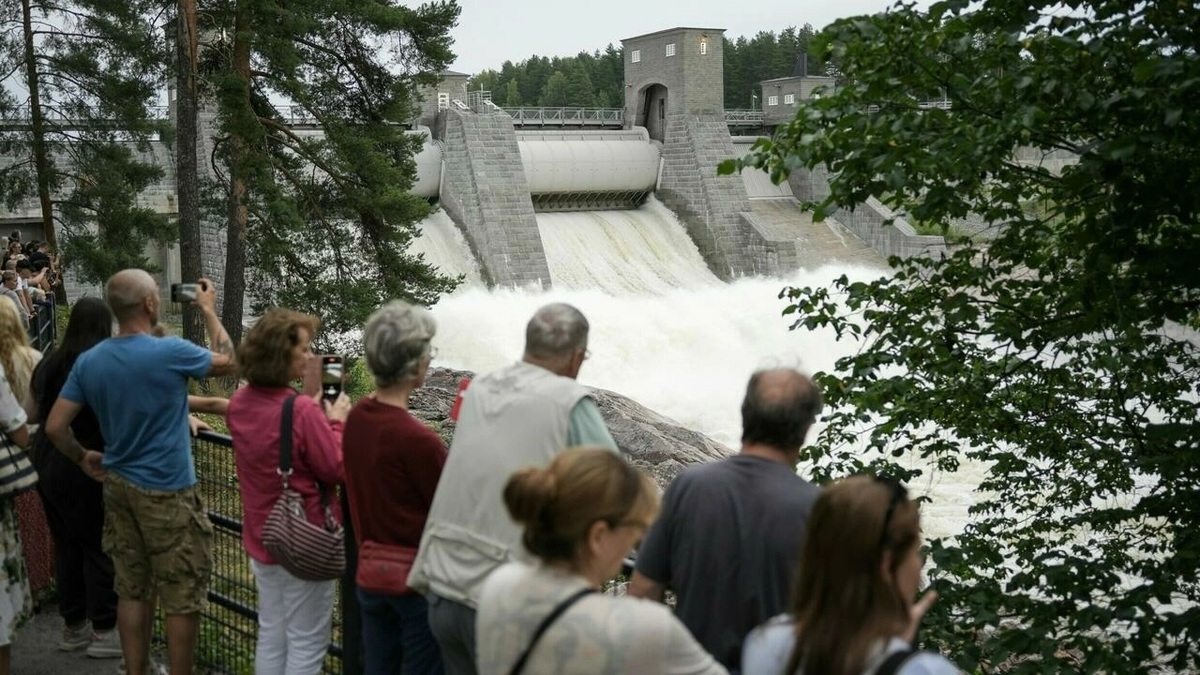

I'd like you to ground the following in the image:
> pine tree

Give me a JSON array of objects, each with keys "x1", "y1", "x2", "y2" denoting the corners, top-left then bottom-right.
[
  {"x1": 0, "y1": 0, "x2": 174, "y2": 284},
  {"x1": 505, "y1": 79, "x2": 521, "y2": 107},
  {"x1": 538, "y1": 71, "x2": 568, "y2": 107},
  {"x1": 195, "y1": 0, "x2": 462, "y2": 348}
]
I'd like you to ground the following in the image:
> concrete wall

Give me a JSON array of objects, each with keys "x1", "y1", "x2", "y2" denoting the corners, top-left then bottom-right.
[
  {"x1": 622, "y1": 27, "x2": 726, "y2": 130},
  {"x1": 438, "y1": 109, "x2": 551, "y2": 288},
  {"x1": 760, "y1": 75, "x2": 836, "y2": 126},
  {"x1": 414, "y1": 72, "x2": 470, "y2": 129},
  {"x1": 789, "y1": 165, "x2": 946, "y2": 259},
  {"x1": 656, "y1": 114, "x2": 765, "y2": 278}
]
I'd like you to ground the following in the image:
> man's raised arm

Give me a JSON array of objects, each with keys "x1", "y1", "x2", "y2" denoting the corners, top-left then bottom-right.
[{"x1": 193, "y1": 277, "x2": 237, "y2": 377}]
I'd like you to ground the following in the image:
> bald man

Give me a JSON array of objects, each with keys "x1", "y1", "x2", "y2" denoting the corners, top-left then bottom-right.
[
  {"x1": 407, "y1": 303, "x2": 618, "y2": 675},
  {"x1": 46, "y1": 270, "x2": 236, "y2": 675},
  {"x1": 629, "y1": 368, "x2": 824, "y2": 673}
]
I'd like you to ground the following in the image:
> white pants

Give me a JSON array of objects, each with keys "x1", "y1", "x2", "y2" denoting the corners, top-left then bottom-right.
[{"x1": 250, "y1": 559, "x2": 336, "y2": 675}]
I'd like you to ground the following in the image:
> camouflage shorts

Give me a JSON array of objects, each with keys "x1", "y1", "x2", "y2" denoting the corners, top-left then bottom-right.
[{"x1": 102, "y1": 473, "x2": 214, "y2": 615}]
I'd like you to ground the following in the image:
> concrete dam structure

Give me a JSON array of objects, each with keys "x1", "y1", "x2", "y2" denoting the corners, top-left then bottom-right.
[{"x1": 1, "y1": 26, "x2": 903, "y2": 296}]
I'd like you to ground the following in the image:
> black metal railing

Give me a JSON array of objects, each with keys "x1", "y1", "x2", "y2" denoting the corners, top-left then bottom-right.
[
  {"x1": 27, "y1": 302, "x2": 56, "y2": 352},
  {"x1": 188, "y1": 431, "x2": 350, "y2": 675}
]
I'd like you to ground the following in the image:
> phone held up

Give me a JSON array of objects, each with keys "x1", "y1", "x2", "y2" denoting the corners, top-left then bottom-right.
[
  {"x1": 170, "y1": 281, "x2": 203, "y2": 303},
  {"x1": 320, "y1": 355, "x2": 344, "y2": 402}
]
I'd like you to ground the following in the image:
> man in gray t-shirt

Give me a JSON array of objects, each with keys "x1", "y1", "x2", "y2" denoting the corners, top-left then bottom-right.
[{"x1": 629, "y1": 368, "x2": 823, "y2": 672}]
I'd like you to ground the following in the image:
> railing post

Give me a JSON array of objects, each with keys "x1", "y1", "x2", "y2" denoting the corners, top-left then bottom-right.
[{"x1": 340, "y1": 489, "x2": 364, "y2": 675}]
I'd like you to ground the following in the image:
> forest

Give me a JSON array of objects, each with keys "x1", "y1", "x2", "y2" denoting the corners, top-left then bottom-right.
[{"x1": 465, "y1": 26, "x2": 823, "y2": 111}]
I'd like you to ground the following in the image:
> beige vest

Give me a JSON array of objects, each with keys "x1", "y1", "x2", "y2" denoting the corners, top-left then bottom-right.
[{"x1": 407, "y1": 361, "x2": 591, "y2": 607}]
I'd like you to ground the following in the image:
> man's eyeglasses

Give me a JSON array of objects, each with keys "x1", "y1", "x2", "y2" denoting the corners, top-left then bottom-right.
[{"x1": 874, "y1": 476, "x2": 908, "y2": 550}]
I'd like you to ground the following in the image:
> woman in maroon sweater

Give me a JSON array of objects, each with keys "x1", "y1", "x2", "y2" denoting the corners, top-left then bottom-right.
[{"x1": 343, "y1": 300, "x2": 447, "y2": 675}]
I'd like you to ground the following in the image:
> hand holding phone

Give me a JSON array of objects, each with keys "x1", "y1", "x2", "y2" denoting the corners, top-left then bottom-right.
[
  {"x1": 320, "y1": 355, "x2": 344, "y2": 402},
  {"x1": 171, "y1": 283, "x2": 200, "y2": 303}
]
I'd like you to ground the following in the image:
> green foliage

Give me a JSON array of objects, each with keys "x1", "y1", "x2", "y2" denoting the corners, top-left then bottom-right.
[
  {"x1": 723, "y1": 26, "x2": 822, "y2": 110},
  {"x1": 468, "y1": 46, "x2": 624, "y2": 108},
  {"x1": 467, "y1": 27, "x2": 823, "y2": 111},
  {"x1": 732, "y1": 0, "x2": 1200, "y2": 671},
  {"x1": 0, "y1": 0, "x2": 173, "y2": 280},
  {"x1": 197, "y1": 0, "x2": 463, "y2": 352}
]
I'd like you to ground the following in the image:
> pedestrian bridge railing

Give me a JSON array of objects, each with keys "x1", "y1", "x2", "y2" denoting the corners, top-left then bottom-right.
[{"x1": 504, "y1": 107, "x2": 625, "y2": 127}]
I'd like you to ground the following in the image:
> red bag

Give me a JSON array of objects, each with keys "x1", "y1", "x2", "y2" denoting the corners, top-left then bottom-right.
[
  {"x1": 356, "y1": 540, "x2": 419, "y2": 594},
  {"x1": 450, "y1": 378, "x2": 470, "y2": 421}
]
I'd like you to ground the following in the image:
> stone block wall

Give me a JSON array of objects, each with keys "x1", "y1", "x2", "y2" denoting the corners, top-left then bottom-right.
[
  {"x1": 656, "y1": 113, "x2": 767, "y2": 278},
  {"x1": 789, "y1": 166, "x2": 946, "y2": 259},
  {"x1": 438, "y1": 109, "x2": 551, "y2": 288}
]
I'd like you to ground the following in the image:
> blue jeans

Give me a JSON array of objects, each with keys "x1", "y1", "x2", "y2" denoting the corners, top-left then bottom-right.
[{"x1": 358, "y1": 588, "x2": 444, "y2": 675}]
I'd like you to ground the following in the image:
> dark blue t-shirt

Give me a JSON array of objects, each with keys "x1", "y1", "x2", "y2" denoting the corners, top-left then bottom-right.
[
  {"x1": 61, "y1": 334, "x2": 211, "y2": 490},
  {"x1": 635, "y1": 454, "x2": 822, "y2": 672}
]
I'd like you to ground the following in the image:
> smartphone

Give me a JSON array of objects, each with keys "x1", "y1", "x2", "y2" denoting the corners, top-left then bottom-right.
[
  {"x1": 320, "y1": 355, "x2": 344, "y2": 402},
  {"x1": 171, "y1": 282, "x2": 200, "y2": 303}
]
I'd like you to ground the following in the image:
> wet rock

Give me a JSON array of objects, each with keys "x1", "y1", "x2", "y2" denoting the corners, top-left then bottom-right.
[{"x1": 410, "y1": 367, "x2": 731, "y2": 488}]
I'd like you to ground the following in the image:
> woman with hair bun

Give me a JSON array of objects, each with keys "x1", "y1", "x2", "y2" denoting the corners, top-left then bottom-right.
[
  {"x1": 741, "y1": 475, "x2": 959, "y2": 675},
  {"x1": 476, "y1": 448, "x2": 727, "y2": 675}
]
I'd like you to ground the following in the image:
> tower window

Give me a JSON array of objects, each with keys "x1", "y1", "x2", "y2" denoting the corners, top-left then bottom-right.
[
  {"x1": 784, "y1": 93, "x2": 795, "y2": 105},
  {"x1": 700, "y1": 40, "x2": 707, "y2": 55},
  {"x1": 631, "y1": 49, "x2": 642, "y2": 63},
  {"x1": 665, "y1": 43, "x2": 676, "y2": 57},
  {"x1": 767, "y1": 95, "x2": 779, "y2": 106}
]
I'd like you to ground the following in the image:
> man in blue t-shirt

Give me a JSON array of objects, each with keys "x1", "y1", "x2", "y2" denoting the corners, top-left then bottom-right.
[{"x1": 46, "y1": 269, "x2": 236, "y2": 675}]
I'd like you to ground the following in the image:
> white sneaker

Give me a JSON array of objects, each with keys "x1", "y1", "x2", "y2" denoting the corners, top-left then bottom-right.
[
  {"x1": 58, "y1": 620, "x2": 92, "y2": 651},
  {"x1": 87, "y1": 629, "x2": 124, "y2": 659}
]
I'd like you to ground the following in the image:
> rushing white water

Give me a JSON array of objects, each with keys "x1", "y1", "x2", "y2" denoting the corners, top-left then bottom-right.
[
  {"x1": 410, "y1": 209, "x2": 485, "y2": 287},
  {"x1": 430, "y1": 266, "x2": 985, "y2": 542},
  {"x1": 537, "y1": 197, "x2": 722, "y2": 293}
]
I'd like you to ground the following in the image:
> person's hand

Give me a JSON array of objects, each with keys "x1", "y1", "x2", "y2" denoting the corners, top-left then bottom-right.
[
  {"x1": 903, "y1": 590, "x2": 938, "y2": 643},
  {"x1": 194, "y1": 276, "x2": 218, "y2": 313},
  {"x1": 79, "y1": 450, "x2": 106, "y2": 482},
  {"x1": 189, "y1": 415, "x2": 213, "y2": 436},
  {"x1": 322, "y1": 392, "x2": 351, "y2": 424}
]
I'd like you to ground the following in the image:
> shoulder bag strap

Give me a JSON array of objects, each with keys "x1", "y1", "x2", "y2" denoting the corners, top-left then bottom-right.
[
  {"x1": 278, "y1": 394, "x2": 297, "y2": 476},
  {"x1": 279, "y1": 394, "x2": 333, "y2": 518},
  {"x1": 874, "y1": 648, "x2": 919, "y2": 675},
  {"x1": 508, "y1": 588, "x2": 595, "y2": 675}
]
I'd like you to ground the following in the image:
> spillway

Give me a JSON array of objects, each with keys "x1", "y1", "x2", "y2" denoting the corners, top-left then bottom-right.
[
  {"x1": 409, "y1": 209, "x2": 484, "y2": 287},
  {"x1": 536, "y1": 197, "x2": 720, "y2": 294}
]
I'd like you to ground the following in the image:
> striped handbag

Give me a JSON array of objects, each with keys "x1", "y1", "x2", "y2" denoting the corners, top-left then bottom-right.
[
  {"x1": 0, "y1": 431, "x2": 38, "y2": 499},
  {"x1": 261, "y1": 395, "x2": 345, "y2": 581}
]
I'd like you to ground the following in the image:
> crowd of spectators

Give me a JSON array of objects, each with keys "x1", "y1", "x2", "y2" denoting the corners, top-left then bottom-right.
[
  {"x1": 0, "y1": 266, "x2": 961, "y2": 675},
  {"x1": 0, "y1": 233, "x2": 59, "y2": 328}
]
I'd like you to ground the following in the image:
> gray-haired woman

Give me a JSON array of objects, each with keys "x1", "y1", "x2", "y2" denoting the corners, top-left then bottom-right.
[{"x1": 342, "y1": 300, "x2": 447, "y2": 675}]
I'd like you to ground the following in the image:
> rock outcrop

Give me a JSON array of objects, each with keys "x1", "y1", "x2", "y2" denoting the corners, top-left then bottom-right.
[{"x1": 410, "y1": 368, "x2": 731, "y2": 488}]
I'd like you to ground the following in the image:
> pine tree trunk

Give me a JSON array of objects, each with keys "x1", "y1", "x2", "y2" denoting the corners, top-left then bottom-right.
[
  {"x1": 20, "y1": 0, "x2": 57, "y2": 250},
  {"x1": 221, "y1": 2, "x2": 251, "y2": 346},
  {"x1": 176, "y1": 1, "x2": 206, "y2": 346}
]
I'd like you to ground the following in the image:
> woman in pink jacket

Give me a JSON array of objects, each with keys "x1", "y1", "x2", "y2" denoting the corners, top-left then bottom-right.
[{"x1": 227, "y1": 309, "x2": 350, "y2": 675}]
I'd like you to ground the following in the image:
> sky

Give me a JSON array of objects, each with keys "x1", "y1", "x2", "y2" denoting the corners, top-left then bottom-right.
[{"x1": 446, "y1": 0, "x2": 931, "y2": 75}]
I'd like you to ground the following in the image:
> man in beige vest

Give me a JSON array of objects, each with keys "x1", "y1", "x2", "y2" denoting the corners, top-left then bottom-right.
[{"x1": 407, "y1": 303, "x2": 617, "y2": 675}]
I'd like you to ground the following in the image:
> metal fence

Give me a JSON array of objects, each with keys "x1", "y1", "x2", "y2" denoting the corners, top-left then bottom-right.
[
  {"x1": 27, "y1": 303, "x2": 56, "y2": 352},
  {"x1": 189, "y1": 431, "x2": 351, "y2": 675}
]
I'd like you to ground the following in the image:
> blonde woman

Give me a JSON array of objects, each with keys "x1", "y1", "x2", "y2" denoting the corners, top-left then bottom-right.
[{"x1": 0, "y1": 312, "x2": 33, "y2": 674}]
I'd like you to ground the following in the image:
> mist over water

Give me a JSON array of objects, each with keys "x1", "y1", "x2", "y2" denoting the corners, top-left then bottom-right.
[{"x1": 414, "y1": 201, "x2": 984, "y2": 541}]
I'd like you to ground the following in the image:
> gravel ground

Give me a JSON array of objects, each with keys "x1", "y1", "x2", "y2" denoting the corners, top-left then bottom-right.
[{"x1": 12, "y1": 610, "x2": 122, "y2": 675}]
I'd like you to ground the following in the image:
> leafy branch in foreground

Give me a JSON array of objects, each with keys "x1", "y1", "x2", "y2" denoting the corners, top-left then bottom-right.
[{"x1": 728, "y1": 0, "x2": 1199, "y2": 671}]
